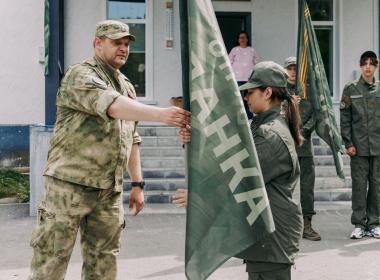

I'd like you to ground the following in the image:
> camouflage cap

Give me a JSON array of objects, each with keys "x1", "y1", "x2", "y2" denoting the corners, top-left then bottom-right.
[
  {"x1": 239, "y1": 61, "x2": 288, "y2": 91},
  {"x1": 284, "y1": 56, "x2": 297, "y2": 68},
  {"x1": 95, "y1": 20, "x2": 136, "y2": 41}
]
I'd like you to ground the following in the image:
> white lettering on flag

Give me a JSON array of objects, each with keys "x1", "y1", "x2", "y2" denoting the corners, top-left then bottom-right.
[
  {"x1": 204, "y1": 115, "x2": 241, "y2": 157},
  {"x1": 209, "y1": 40, "x2": 226, "y2": 57},
  {"x1": 219, "y1": 149, "x2": 260, "y2": 193},
  {"x1": 234, "y1": 188, "x2": 267, "y2": 225},
  {"x1": 219, "y1": 62, "x2": 234, "y2": 81},
  {"x1": 191, "y1": 88, "x2": 219, "y2": 124}
]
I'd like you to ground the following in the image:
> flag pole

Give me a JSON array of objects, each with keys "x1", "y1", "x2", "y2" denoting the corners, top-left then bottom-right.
[
  {"x1": 179, "y1": 0, "x2": 190, "y2": 205},
  {"x1": 179, "y1": 0, "x2": 190, "y2": 111}
]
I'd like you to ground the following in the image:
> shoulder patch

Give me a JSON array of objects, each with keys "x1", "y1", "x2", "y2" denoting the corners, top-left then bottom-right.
[
  {"x1": 340, "y1": 95, "x2": 351, "y2": 109},
  {"x1": 92, "y1": 77, "x2": 108, "y2": 89},
  {"x1": 84, "y1": 76, "x2": 108, "y2": 90}
]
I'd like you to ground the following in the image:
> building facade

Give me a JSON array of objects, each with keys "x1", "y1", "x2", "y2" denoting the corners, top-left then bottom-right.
[{"x1": 0, "y1": 0, "x2": 379, "y2": 167}]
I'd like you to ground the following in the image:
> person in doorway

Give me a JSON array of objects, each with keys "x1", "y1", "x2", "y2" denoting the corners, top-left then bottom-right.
[
  {"x1": 340, "y1": 50, "x2": 380, "y2": 239},
  {"x1": 28, "y1": 20, "x2": 190, "y2": 280},
  {"x1": 229, "y1": 31, "x2": 259, "y2": 119},
  {"x1": 284, "y1": 57, "x2": 321, "y2": 241},
  {"x1": 178, "y1": 62, "x2": 303, "y2": 280}
]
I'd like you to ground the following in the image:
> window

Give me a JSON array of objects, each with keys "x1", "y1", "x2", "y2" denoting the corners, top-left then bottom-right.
[
  {"x1": 108, "y1": 0, "x2": 152, "y2": 100},
  {"x1": 307, "y1": 0, "x2": 334, "y2": 95},
  {"x1": 307, "y1": 0, "x2": 333, "y2": 21}
]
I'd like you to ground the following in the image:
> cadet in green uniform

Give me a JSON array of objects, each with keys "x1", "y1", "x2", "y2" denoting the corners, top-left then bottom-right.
[
  {"x1": 29, "y1": 20, "x2": 190, "y2": 280},
  {"x1": 238, "y1": 61, "x2": 303, "y2": 280},
  {"x1": 177, "y1": 62, "x2": 303, "y2": 279},
  {"x1": 284, "y1": 57, "x2": 321, "y2": 241},
  {"x1": 340, "y1": 51, "x2": 380, "y2": 239}
]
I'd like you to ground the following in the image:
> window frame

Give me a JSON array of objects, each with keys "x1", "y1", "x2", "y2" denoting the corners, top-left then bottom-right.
[
  {"x1": 310, "y1": 0, "x2": 336, "y2": 97},
  {"x1": 106, "y1": 0, "x2": 155, "y2": 104}
]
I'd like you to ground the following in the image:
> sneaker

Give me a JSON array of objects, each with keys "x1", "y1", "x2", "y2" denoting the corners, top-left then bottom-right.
[
  {"x1": 350, "y1": 227, "x2": 365, "y2": 239},
  {"x1": 367, "y1": 227, "x2": 380, "y2": 238}
]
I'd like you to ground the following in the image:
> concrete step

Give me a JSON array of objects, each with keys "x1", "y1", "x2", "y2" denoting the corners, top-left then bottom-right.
[
  {"x1": 139, "y1": 147, "x2": 184, "y2": 158},
  {"x1": 123, "y1": 191, "x2": 176, "y2": 204},
  {"x1": 141, "y1": 157, "x2": 185, "y2": 169},
  {"x1": 313, "y1": 146, "x2": 333, "y2": 156},
  {"x1": 141, "y1": 136, "x2": 182, "y2": 147},
  {"x1": 314, "y1": 188, "x2": 352, "y2": 202},
  {"x1": 311, "y1": 137, "x2": 342, "y2": 147},
  {"x1": 315, "y1": 166, "x2": 350, "y2": 177},
  {"x1": 124, "y1": 178, "x2": 185, "y2": 191},
  {"x1": 314, "y1": 177, "x2": 351, "y2": 189},
  {"x1": 125, "y1": 168, "x2": 185, "y2": 179},
  {"x1": 137, "y1": 126, "x2": 180, "y2": 137},
  {"x1": 314, "y1": 155, "x2": 350, "y2": 166}
]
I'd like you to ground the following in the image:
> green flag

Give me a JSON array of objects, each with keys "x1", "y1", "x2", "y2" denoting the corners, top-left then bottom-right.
[
  {"x1": 296, "y1": 0, "x2": 345, "y2": 179},
  {"x1": 181, "y1": 1, "x2": 275, "y2": 279},
  {"x1": 44, "y1": 0, "x2": 50, "y2": 76}
]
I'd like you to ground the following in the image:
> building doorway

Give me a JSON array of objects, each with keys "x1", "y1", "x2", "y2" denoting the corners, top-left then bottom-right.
[{"x1": 215, "y1": 12, "x2": 252, "y2": 53}]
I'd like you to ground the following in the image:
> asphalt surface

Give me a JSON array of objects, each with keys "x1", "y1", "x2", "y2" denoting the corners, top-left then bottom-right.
[{"x1": 1, "y1": 202, "x2": 379, "y2": 280}]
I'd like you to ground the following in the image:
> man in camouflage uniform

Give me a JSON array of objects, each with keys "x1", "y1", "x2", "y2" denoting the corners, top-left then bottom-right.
[
  {"x1": 29, "y1": 20, "x2": 190, "y2": 280},
  {"x1": 284, "y1": 57, "x2": 321, "y2": 241},
  {"x1": 340, "y1": 51, "x2": 380, "y2": 239}
]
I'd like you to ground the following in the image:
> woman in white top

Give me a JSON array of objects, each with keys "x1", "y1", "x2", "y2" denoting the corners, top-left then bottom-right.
[{"x1": 229, "y1": 31, "x2": 259, "y2": 119}]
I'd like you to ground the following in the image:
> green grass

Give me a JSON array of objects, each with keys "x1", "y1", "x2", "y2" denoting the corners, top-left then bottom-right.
[{"x1": 0, "y1": 170, "x2": 29, "y2": 202}]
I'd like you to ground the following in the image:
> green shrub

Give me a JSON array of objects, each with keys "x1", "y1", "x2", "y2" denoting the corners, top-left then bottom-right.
[{"x1": 0, "y1": 170, "x2": 29, "y2": 202}]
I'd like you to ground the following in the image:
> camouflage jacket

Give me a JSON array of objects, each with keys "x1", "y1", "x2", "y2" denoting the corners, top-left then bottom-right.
[
  {"x1": 287, "y1": 83, "x2": 315, "y2": 157},
  {"x1": 238, "y1": 108, "x2": 303, "y2": 265},
  {"x1": 44, "y1": 56, "x2": 142, "y2": 192},
  {"x1": 340, "y1": 76, "x2": 380, "y2": 156}
]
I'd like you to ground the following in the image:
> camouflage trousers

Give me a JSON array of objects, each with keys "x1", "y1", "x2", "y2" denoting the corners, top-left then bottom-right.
[{"x1": 29, "y1": 176, "x2": 125, "y2": 280}]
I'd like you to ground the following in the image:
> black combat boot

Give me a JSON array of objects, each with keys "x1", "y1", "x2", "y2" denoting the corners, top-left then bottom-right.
[{"x1": 303, "y1": 216, "x2": 321, "y2": 241}]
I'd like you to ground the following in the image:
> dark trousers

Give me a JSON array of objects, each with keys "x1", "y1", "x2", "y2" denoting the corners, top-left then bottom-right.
[
  {"x1": 247, "y1": 262, "x2": 291, "y2": 280},
  {"x1": 299, "y1": 156, "x2": 316, "y2": 217},
  {"x1": 350, "y1": 156, "x2": 380, "y2": 229},
  {"x1": 237, "y1": 81, "x2": 253, "y2": 120}
]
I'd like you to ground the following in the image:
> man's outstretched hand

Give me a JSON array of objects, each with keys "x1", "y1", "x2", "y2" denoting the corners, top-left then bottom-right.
[{"x1": 160, "y1": 107, "x2": 191, "y2": 128}]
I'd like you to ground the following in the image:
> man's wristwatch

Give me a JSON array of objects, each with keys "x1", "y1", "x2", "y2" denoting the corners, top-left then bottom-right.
[{"x1": 131, "y1": 181, "x2": 145, "y2": 189}]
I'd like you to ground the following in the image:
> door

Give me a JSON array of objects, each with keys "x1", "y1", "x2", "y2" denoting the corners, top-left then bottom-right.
[{"x1": 215, "y1": 12, "x2": 252, "y2": 54}]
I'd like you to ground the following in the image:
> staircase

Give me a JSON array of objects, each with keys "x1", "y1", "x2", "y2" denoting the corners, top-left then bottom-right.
[
  {"x1": 124, "y1": 126, "x2": 352, "y2": 204},
  {"x1": 312, "y1": 137, "x2": 351, "y2": 201},
  {"x1": 124, "y1": 126, "x2": 185, "y2": 204}
]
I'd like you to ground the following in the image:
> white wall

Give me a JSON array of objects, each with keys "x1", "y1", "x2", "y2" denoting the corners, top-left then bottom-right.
[
  {"x1": 339, "y1": 0, "x2": 379, "y2": 97},
  {"x1": 152, "y1": 0, "x2": 183, "y2": 107},
  {"x1": 0, "y1": 0, "x2": 45, "y2": 124},
  {"x1": 65, "y1": 0, "x2": 106, "y2": 68},
  {"x1": 251, "y1": 0, "x2": 297, "y2": 65}
]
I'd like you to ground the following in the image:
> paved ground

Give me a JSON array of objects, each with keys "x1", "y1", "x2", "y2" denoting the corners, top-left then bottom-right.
[{"x1": 1, "y1": 202, "x2": 379, "y2": 280}]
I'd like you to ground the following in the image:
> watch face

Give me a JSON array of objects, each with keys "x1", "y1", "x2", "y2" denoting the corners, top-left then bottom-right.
[{"x1": 132, "y1": 181, "x2": 145, "y2": 188}]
